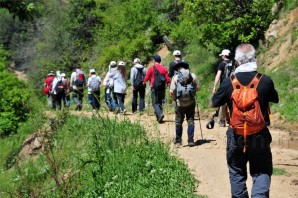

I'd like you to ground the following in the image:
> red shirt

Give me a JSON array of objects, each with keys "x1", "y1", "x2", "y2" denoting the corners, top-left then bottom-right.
[{"x1": 143, "y1": 63, "x2": 171, "y2": 88}]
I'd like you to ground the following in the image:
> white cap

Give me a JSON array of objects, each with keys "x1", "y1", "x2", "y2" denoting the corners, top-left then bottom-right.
[
  {"x1": 109, "y1": 61, "x2": 117, "y2": 67},
  {"x1": 173, "y1": 50, "x2": 181, "y2": 56},
  {"x1": 118, "y1": 61, "x2": 125, "y2": 66},
  {"x1": 133, "y1": 58, "x2": 141, "y2": 63},
  {"x1": 60, "y1": 73, "x2": 66, "y2": 77},
  {"x1": 90, "y1": 69, "x2": 96, "y2": 73},
  {"x1": 219, "y1": 49, "x2": 231, "y2": 56}
]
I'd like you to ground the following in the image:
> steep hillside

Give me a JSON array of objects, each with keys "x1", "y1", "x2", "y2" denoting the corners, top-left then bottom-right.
[{"x1": 259, "y1": 7, "x2": 298, "y2": 68}]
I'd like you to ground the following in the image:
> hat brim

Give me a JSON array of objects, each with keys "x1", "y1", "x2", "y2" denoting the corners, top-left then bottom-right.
[
  {"x1": 47, "y1": 73, "x2": 55, "y2": 76},
  {"x1": 174, "y1": 62, "x2": 189, "y2": 70}
]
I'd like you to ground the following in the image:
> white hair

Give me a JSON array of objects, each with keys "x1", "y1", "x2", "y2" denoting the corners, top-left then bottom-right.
[{"x1": 235, "y1": 44, "x2": 256, "y2": 64}]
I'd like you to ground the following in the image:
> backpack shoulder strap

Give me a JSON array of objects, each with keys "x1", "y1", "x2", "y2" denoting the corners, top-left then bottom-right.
[
  {"x1": 230, "y1": 74, "x2": 239, "y2": 90},
  {"x1": 248, "y1": 73, "x2": 263, "y2": 89}
]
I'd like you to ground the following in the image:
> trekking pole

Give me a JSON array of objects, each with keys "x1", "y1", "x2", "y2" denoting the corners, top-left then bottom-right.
[{"x1": 196, "y1": 99, "x2": 204, "y2": 140}]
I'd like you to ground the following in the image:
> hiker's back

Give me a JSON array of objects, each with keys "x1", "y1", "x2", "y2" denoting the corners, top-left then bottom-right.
[
  {"x1": 74, "y1": 70, "x2": 86, "y2": 89},
  {"x1": 134, "y1": 67, "x2": 145, "y2": 88},
  {"x1": 230, "y1": 73, "x2": 266, "y2": 135},
  {"x1": 175, "y1": 71, "x2": 197, "y2": 107},
  {"x1": 89, "y1": 75, "x2": 100, "y2": 91}
]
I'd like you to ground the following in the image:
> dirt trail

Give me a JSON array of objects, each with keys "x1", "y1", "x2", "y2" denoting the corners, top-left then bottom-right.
[{"x1": 103, "y1": 110, "x2": 298, "y2": 198}]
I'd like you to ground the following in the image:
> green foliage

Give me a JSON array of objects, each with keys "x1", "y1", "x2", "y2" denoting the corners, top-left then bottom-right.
[
  {"x1": 0, "y1": 0, "x2": 36, "y2": 21},
  {"x1": 265, "y1": 57, "x2": 298, "y2": 122},
  {"x1": 273, "y1": 167, "x2": 287, "y2": 175},
  {"x1": 3, "y1": 115, "x2": 201, "y2": 197},
  {"x1": 284, "y1": 0, "x2": 298, "y2": 10},
  {"x1": 175, "y1": 0, "x2": 275, "y2": 49},
  {"x1": 0, "y1": 46, "x2": 31, "y2": 136}
]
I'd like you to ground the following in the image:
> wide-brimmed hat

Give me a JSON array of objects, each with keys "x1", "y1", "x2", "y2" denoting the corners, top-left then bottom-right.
[
  {"x1": 174, "y1": 60, "x2": 189, "y2": 70},
  {"x1": 47, "y1": 71, "x2": 55, "y2": 76}
]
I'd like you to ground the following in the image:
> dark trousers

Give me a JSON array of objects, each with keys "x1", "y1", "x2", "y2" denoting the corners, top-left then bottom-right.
[
  {"x1": 72, "y1": 89, "x2": 84, "y2": 105},
  {"x1": 91, "y1": 90, "x2": 100, "y2": 110},
  {"x1": 53, "y1": 93, "x2": 64, "y2": 110},
  {"x1": 151, "y1": 88, "x2": 165, "y2": 119},
  {"x1": 226, "y1": 127, "x2": 272, "y2": 198},
  {"x1": 132, "y1": 85, "x2": 146, "y2": 113},
  {"x1": 175, "y1": 103, "x2": 195, "y2": 143}
]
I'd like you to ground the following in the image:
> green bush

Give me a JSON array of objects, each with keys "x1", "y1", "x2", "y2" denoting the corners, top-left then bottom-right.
[{"x1": 0, "y1": 46, "x2": 31, "y2": 136}]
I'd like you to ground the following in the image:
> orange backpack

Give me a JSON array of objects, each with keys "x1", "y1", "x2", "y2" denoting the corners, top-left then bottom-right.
[{"x1": 230, "y1": 73, "x2": 266, "y2": 152}]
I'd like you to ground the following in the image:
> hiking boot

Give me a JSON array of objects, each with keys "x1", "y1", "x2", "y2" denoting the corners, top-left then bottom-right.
[
  {"x1": 188, "y1": 141, "x2": 195, "y2": 147},
  {"x1": 174, "y1": 139, "x2": 182, "y2": 146},
  {"x1": 158, "y1": 114, "x2": 164, "y2": 123}
]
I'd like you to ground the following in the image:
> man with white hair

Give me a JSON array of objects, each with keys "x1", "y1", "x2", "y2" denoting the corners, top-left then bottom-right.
[
  {"x1": 168, "y1": 50, "x2": 182, "y2": 78},
  {"x1": 211, "y1": 44, "x2": 279, "y2": 198},
  {"x1": 212, "y1": 49, "x2": 234, "y2": 127},
  {"x1": 130, "y1": 58, "x2": 147, "y2": 114}
]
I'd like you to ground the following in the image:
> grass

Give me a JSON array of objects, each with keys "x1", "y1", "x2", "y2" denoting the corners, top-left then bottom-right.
[
  {"x1": 262, "y1": 57, "x2": 298, "y2": 122},
  {"x1": 273, "y1": 167, "x2": 287, "y2": 176},
  {"x1": 0, "y1": 113, "x2": 203, "y2": 197}
]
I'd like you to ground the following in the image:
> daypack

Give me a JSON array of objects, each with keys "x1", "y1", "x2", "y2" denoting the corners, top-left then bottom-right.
[
  {"x1": 134, "y1": 67, "x2": 145, "y2": 87},
  {"x1": 223, "y1": 61, "x2": 236, "y2": 78},
  {"x1": 230, "y1": 73, "x2": 266, "y2": 152},
  {"x1": 55, "y1": 79, "x2": 65, "y2": 94},
  {"x1": 176, "y1": 71, "x2": 195, "y2": 100},
  {"x1": 89, "y1": 76, "x2": 100, "y2": 91},
  {"x1": 43, "y1": 76, "x2": 55, "y2": 94},
  {"x1": 153, "y1": 66, "x2": 166, "y2": 90},
  {"x1": 75, "y1": 70, "x2": 85, "y2": 88}
]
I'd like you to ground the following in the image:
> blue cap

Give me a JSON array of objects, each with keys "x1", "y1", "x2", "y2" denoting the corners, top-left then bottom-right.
[{"x1": 153, "y1": 55, "x2": 161, "y2": 62}]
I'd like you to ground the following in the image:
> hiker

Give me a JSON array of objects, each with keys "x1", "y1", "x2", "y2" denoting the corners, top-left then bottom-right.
[
  {"x1": 43, "y1": 70, "x2": 55, "y2": 109},
  {"x1": 60, "y1": 73, "x2": 71, "y2": 109},
  {"x1": 70, "y1": 63, "x2": 86, "y2": 111},
  {"x1": 103, "y1": 61, "x2": 117, "y2": 111},
  {"x1": 51, "y1": 71, "x2": 65, "y2": 110},
  {"x1": 87, "y1": 72, "x2": 93, "y2": 106},
  {"x1": 87, "y1": 69, "x2": 101, "y2": 111},
  {"x1": 168, "y1": 50, "x2": 182, "y2": 78},
  {"x1": 212, "y1": 49, "x2": 234, "y2": 127},
  {"x1": 211, "y1": 44, "x2": 279, "y2": 198},
  {"x1": 170, "y1": 61, "x2": 200, "y2": 147},
  {"x1": 143, "y1": 55, "x2": 171, "y2": 123},
  {"x1": 130, "y1": 58, "x2": 147, "y2": 114},
  {"x1": 109, "y1": 61, "x2": 127, "y2": 114}
]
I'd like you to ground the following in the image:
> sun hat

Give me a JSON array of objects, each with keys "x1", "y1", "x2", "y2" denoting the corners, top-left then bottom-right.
[
  {"x1": 133, "y1": 58, "x2": 141, "y2": 63},
  {"x1": 60, "y1": 73, "x2": 66, "y2": 77},
  {"x1": 90, "y1": 69, "x2": 96, "y2": 73},
  {"x1": 118, "y1": 61, "x2": 125, "y2": 66},
  {"x1": 219, "y1": 49, "x2": 231, "y2": 56},
  {"x1": 173, "y1": 50, "x2": 181, "y2": 56},
  {"x1": 47, "y1": 70, "x2": 55, "y2": 76},
  {"x1": 109, "y1": 61, "x2": 117, "y2": 67},
  {"x1": 153, "y1": 55, "x2": 161, "y2": 62}
]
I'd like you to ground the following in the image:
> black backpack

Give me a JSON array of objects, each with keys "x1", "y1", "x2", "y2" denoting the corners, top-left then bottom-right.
[
  {"x1": 134, "y1": 67, "x2": 145, "y2": 87},
  {"x1": 153, "y1": 66, "x2": 166, "y2": 90},
  {"x1": 223, "y1": 61, "x2": 236, "y2": 78},
  {"x1": 55, "y1": 79, "x2": 65, "y2": 94}
]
